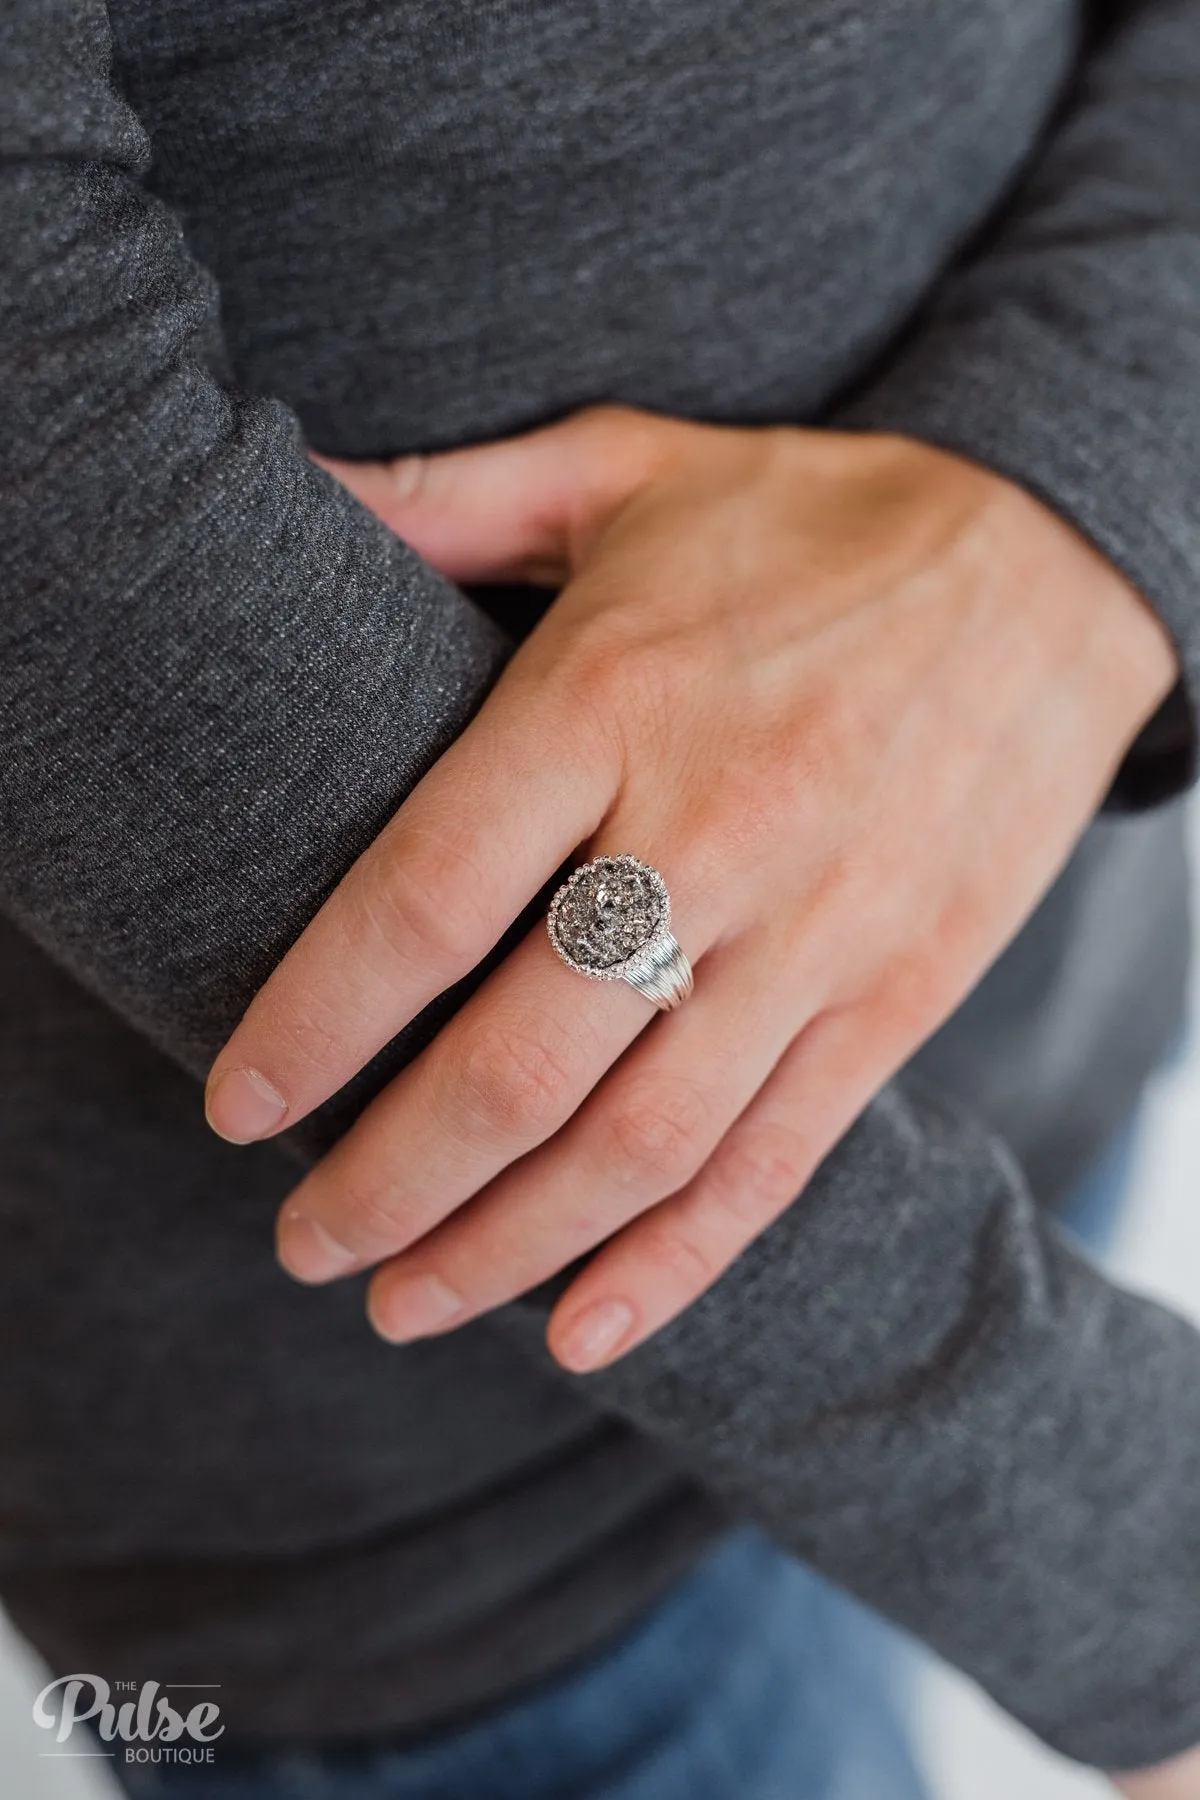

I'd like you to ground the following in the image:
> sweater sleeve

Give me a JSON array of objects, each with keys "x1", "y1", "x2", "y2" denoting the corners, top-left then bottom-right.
[
  {"x1": 6, "y1": 2, "x2": 1200, "y2": 1775},
  {"x1": 831, "y1": 0, "x2": 1200, "y2": 810},
  {"x1": 506, "y1": 1077, "x2": 1200, "y2": 1772},
  {"x1": 0, "y1": 0, "x2": 519, "y2": 1073}
]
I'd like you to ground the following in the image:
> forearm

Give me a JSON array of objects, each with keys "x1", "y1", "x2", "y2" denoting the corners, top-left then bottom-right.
[
  {"x1": 498, "y1": 1074, "x2": 1200, "y2": 1772},
  {"x1": 0, "y1": 0, "x2": 515, "y2": 1087},
  {"x1": 833, "y1": 0, "x2": 1200, "y2": 809}
]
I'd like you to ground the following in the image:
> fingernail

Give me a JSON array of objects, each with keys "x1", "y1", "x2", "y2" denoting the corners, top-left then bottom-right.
[
  {"x1": 276, "y1": 1208, "x2": 359, "y2": 1283},
  {"x1": 389, "y1": 455, "x2": 424, "y2": 502},
  {"x1": 206, "y1": 1067, "x2": 288, "y2": 1143},
  {"x1": 370, "y1": 1272, "x2": 465, "y2": 1342},
  {"x1": 556, "y1": 1300, "x2": 636, "y2": 1372}
]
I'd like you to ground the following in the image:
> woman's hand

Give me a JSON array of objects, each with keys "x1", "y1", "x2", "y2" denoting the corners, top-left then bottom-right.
[
  {"x1": 1114, "y1": 1743, "x2": 1200, "y2": 1797},
  {"x1": 204, "y1": 407, "x2": 1176, "y2": 1371}
]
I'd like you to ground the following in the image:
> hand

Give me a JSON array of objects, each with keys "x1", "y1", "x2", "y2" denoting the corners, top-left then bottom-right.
[
  {"x1": 204, "y1": 406, "x2": 1176, "y2": 1371},
  {"x1": 1114, "y1": 1743, "x2": 1200, "y2": 1797}
]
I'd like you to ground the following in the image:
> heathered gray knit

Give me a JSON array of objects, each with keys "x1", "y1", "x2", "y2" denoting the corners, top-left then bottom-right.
[{"x1": 2, "y1": 0, "x2": 1200, "y2": 1771}]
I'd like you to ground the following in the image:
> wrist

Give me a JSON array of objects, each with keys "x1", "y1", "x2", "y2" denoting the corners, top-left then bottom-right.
[
  {"x1": 894, "y1": 433, "x2": 1180, "y2": 757},
  {"x1": 1062, "y1": 513, "x2": 1181, "y2": 745}
]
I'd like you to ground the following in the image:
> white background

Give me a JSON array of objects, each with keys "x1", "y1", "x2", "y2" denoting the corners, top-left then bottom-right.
[{"x1": 3, "y1": 810, "x2": 1198, "y2": 1800}]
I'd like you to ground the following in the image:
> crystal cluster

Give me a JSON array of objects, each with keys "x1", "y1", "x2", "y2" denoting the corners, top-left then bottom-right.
[{"x1": 548, "y1": 855, "x2": 666, "y2": 976}]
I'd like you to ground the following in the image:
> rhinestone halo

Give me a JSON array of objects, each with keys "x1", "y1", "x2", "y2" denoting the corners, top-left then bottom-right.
[{"x1": 547, "y1": 854, "x2": 670, "y2": 981}]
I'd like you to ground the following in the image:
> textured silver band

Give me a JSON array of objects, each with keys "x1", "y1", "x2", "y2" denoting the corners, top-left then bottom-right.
[
  {"x1": 620, "y1": 930, "x2": 695, "y2": 1011},
  {"x1": 546, "y1": 853, "x2": 694, "y2": 1012}
]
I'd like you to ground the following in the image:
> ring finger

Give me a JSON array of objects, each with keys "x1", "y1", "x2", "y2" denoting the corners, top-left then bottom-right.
[
  {"x1": 273, "y1": 840, "x2": 728, "y2": 1281},
  {"x1": 362, "y1": 924, "x2": 814, "y2": 1342}
]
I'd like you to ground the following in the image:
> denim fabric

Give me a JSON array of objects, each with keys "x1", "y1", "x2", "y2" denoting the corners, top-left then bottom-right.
[
  {"x1": 116, "y1": 1527, "x2": 928, "y2": 1800},
  {"x1": 1056, "y1": 1109, "x2": 1145, "y2": 1265}
]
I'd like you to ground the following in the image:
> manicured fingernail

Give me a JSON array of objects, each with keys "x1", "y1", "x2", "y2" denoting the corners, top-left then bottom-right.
[
  {"x1": 206, "y1": 1067, "x2": 288, "y2": 1143},
  {"x1": 370, "y1": 1273, "x2": 465, "y2": 1342},
  {"x1": 276, "y1": 1209, "x2": 358, "y2": 1283},
  {"x1": 390, "y1": 455, "x2": 424, "y2": 501},
  {"x1": 556, "y1": 1300, "x2": 636, "y2": 1371}
]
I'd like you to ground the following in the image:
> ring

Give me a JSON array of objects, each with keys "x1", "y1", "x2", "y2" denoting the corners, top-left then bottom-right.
[{"x1": 546, "y1": 854, "x2": 694, "y2": 1011}]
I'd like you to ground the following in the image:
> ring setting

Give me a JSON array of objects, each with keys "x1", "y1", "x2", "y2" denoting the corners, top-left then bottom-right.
[{"x1": 546, "y1": 854, "x2": 694, "y2": 1011}]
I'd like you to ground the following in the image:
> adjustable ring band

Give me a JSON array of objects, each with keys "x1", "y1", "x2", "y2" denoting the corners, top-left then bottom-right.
[
  {"x1": 619, "y1": 930, "x2": 694, "y2": 1011},
  {"x1": 546, "y1": 854, "x2": 694, "y2": 1013}
]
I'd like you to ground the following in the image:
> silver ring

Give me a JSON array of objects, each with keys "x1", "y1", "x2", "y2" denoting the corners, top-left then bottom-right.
[{"x1": 546, "y1": 854, "x2": 694, "y2": 1012}]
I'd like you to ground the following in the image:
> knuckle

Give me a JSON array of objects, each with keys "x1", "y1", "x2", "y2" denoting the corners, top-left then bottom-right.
[
  {"x1": 328, "y1": 1167, "x2": 416, "y2": 1253},
  {"x1": 356, "y1": 830, "x2": 492, "y2": 972},
  {"x1": 705, "y1": 1121, "x2": 813, "y2": 1227},
  {"x1": 565, "y1": 628, "x2": 693, "y2": 774},
  {"x1": 570, "y1": 402, "x2": 650, "y2": 458},
  {"x1": 602, "y1": 1079, "x2": 712, "y2": 1189},
  {"x1": 455, "y1": 1014, "x2": 575, "y2": 1139},
  {"x1": 797, "y1": 678, "x2": 886, "y2": 782},
  {"x1": 337, "y1": 1183, "x2": 395, "y2": 1247},
  {"x1": 571, "y1": 403, "x2": 681, "y2": 477},
  {"x1": 562, "y1": 612, "x2": 642, "y2": 699},
  {"x1": 537, "y1": 626, "x2": 629, "y2": 762},
  {"x1": 865, "y1": 953, "x2": 956, "y2": 1053},
  {"x1": 633, "y1": 1215, "x2": 716, "y2": 1290},
  {"x1": 344, "y1": 1192, "x2": 414, "y2": 1254},
  {"x1": 620, "y1": 632, "x2": 696, "y2": 711},
  {"x1": 571, "y1": 402, "x2": 628, "y2": 441}
]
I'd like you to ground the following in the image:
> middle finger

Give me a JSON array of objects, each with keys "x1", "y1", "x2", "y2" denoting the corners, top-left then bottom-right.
[
  {"x1": 364, "y1": 923, "x2": 809, "y2": 1340},
  {"x1": 273, "y1": 844, "x2": 725, "y2": 1281}
]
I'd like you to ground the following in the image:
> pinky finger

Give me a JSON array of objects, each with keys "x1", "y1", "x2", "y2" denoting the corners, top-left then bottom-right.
[{"x1": 545, "y1": 1005, "x2": 893, "y2": 1372}]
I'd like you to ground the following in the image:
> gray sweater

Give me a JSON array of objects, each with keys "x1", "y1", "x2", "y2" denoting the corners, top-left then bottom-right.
[{"x1": 3, "y1": 0, "x2": 1200, "y2": 1772}]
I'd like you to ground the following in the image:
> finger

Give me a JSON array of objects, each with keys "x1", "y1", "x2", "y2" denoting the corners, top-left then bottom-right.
[
  {"x1": 310, "y1": 406, "x2": 675, "y2": 586},
  {"x1": 272, "y1": 918, "x2": 654, "y2": 1281},
  {"x1": 271, "y1": 839, "x2": 727, "y2": 1280},
  {"x1": 361, "y1": 928, "x2": 809, "y2": 1340},
  {"x1": 545, "y1": 1004, "x2": 898, "y2": 1369},
  {"x1": 205, "y1": 666, "x2": 619, "y2": 1143},
  {"x1": 311, "y1": 442, "x2": 572, "y2": 586}
]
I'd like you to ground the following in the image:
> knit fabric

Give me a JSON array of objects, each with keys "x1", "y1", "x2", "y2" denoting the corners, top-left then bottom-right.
[{"x1": 3, "y1": 0, "x2": 1200, "y2": 1769}]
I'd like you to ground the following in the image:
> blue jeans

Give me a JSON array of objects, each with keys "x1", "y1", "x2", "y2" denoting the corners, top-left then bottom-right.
[
  {"x1": 1055, "y1": 1107, "x2": 1143, "y2": 1264},
  {"x1": 119, "y1": 1117, "x2": 1140, "y2": 1800},
  {"x1": 120, "y1": 1528, "x2": 927, "y2": 1800}
]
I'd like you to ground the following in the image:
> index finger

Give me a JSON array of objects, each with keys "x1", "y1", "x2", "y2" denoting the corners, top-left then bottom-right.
[{"x1": 204, "y1": 660, "x2": 618, "y2": 1142}]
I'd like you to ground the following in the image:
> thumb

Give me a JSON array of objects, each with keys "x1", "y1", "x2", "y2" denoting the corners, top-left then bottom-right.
[{"x1": 309, "y1": 405, "x2": 671, "y2": 585}]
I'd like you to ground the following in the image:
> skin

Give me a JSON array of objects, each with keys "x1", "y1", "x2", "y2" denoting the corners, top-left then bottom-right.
[
  {"x1": 204, "y1": 407, "x2": 1191, "y2": 1788},
  {"x1": 1115, "y1": 1748, "x2": 1200, "y2": 1798}
]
